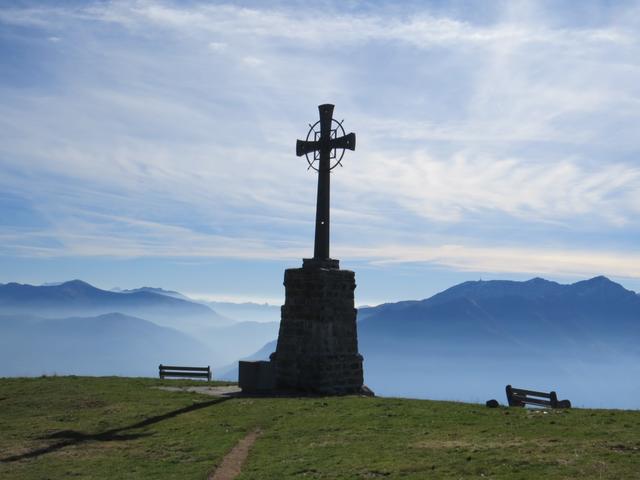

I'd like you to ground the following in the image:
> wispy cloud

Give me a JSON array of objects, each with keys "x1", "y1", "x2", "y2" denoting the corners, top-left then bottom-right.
[
  {"x1": 3, "y1": 218, "x2": 638, "y2": 282},
  {"x1": 1, "y1": 0, "x2": 639, "y2": 287},
  {"x1": 338, "y1": 150, "x2": 640, "y2": 225},
  {"x1": 343, "y1": 243, "x2": 640, "y2": 279}
]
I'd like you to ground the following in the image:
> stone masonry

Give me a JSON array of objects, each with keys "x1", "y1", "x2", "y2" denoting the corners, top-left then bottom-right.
[{"x1": 270, "y1": 262, "x2": 364, "y2": 394}]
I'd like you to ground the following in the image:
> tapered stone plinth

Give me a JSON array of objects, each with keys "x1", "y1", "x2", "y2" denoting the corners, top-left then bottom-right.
[{"x1": 270, "y1": 262, "x2": 364, "y2": 394}]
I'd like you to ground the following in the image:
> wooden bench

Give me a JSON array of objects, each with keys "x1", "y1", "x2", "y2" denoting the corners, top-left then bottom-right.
[
  {"x1": 159, "y1": 364, "x2": 211, "y2": 381},
  {"x1": 506, "y1": 385, "x2": 571, "y2": 408}
]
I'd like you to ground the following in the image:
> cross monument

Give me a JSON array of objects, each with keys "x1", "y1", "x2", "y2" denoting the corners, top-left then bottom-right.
[
  {"x1": 238, "y1": 104, "x2": 366, "y2": 395},
  {"x1": 268, "y1": 104, "x2": 365, "y2": 394}
]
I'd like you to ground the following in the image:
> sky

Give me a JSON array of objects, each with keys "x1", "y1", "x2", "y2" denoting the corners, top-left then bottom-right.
[{"x1": 1, "y1": 0, "x2": 639, "y2": 306}]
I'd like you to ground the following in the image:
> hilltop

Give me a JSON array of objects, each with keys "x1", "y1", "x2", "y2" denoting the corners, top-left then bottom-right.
[{"x1": 1, "y1": 376, "x2": 639, "y2": 479}]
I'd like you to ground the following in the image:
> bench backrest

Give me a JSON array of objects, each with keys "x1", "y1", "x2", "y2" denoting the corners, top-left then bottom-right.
[
  {"x1": 506, "y1": 385, "x2": 558, "y2": 408},
  {"x1": 159, "y1": 364, "x2": 211, "y2": 381}
]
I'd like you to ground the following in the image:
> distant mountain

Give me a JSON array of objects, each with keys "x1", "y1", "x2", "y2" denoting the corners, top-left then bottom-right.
[
  {"x1": 0, "y1": 280, "x2": 285, "y2": 370},
  {"x1": 357, "y1": 276, "x2": 640, "y2": 408},
  {"x1": 111, "y1": 287, "x2": 280, "y2": 324},
  {"x1": 112, "y1": 286, "x2": 192, "y2": 301},
  {"x1": 0, "y1": 280, "x2": 231, "y2": 331},
  {"x1": 0, "y1": 313, "x2": 215, "y2": 377},
  {"x1": 196, "y1": 321, "x2": 279, "y2": 366},
  {"x1": 202, "y1": 301, "x2": 280, "y2": 323},
  {"x1": 108, "y1": 287, "x2": 280, "y2": 364},
  {"x1": 359, "y1": 276, "x2": 640, "y2": 351},
  {"x1": 218, "y1": 339, "x2": 277, "y2": 381}
]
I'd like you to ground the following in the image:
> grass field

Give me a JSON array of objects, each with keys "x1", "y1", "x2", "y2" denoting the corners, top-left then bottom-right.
[{"x1": 1, "y1": 376, "x2": 639, "y2": 479}]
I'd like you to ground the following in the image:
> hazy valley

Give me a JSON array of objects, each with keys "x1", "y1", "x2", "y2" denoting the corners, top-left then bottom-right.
[{"x1": 1, "y1": 276, "x2": 639, "y2": 408}]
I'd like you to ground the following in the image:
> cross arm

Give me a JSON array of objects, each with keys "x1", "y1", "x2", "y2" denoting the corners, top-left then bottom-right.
[
  {"x1": 329, "y1": 132, "x2": 356, "y2": 151},
  {"x1": 296, "y1": 139, "x2": 320, "y2": 157}
]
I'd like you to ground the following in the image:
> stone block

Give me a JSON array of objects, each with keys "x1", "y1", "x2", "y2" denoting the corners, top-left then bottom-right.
[{"x1": 239, "y1": 360, "x2": 275, "y2": 393}]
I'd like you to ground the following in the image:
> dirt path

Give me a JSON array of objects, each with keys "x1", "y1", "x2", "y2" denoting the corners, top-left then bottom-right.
[
  {"x1": 208, "y1": 429, "x2": 261, "y2": 480},
  {"x1": 154, "y1": 385, "x2": 241, "y2": 397}
]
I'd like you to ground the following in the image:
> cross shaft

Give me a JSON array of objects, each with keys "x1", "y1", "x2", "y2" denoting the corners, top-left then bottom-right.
[{"x1": 296, "y1": 104, "x2": 356, "y2": 262}]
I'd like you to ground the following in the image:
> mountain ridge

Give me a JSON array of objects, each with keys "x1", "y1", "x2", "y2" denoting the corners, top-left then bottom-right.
[
  {"x1": 3, "y1": 275, "x2": 639, "y2": 407},
  {"x1": 0, "y1": 279, "x2": 232, "y2": 330}
]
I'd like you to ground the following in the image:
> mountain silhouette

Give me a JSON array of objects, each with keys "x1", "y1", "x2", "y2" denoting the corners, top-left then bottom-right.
[
  {"x1": 359, "y1": 275, "x2": 640, "y2": 351},
  {"x1": 112, "y1": 286, "x2": 192, "y2": 301},
  {"x1": 0, "y1": 280, "x2": 281, "y2": 371},
  {"x1": 0, "y1": 280, "x2": 230, "y2": 331},
  {"x1": 356, "y1": 276, "x2": 640, "y2": 407}
]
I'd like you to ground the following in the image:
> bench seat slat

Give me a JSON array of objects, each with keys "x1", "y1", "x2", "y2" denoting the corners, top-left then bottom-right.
[
  {"x1": 512, "y1": 393, "x2": 552, "y2": 403},
  {"x1": 160, "y1": 371, "x2": 210, "y2": 378},
  {"x1": 517, "y1": 397, "x2": 553, "y2": 407},
  {"x1": 160, "y1": 365, "x2": 210, "y2": 372},
  {"x1": 159, "y1": 365, "x2": 211, "y2": 381}
]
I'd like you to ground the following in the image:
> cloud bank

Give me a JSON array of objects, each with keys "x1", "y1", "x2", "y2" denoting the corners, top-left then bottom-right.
[{"x1": 0, "y1": 0, "x2": 638, "y2": 282}]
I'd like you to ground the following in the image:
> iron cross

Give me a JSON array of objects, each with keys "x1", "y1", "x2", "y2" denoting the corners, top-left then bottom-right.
[{"x1": 296, "y1": 104, "x2": 356, "y2": 262}]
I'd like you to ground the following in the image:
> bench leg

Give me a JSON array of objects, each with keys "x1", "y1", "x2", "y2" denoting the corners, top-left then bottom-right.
[{"x1": 506, "y1": 385, "x2": 517, "y2": 406}]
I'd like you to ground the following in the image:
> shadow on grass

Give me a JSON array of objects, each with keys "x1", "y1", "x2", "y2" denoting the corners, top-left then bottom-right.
[{"x1": 1, "y1": 397, "x2": 231, "y2": 463}]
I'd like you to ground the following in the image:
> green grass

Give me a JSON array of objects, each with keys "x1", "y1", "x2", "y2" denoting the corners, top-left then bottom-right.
[{"x1": 1, "y1": 377, "x2": 639, "y2": 479}]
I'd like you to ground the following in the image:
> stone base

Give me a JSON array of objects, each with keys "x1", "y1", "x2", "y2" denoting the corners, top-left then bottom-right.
[
  {"x1": 238, "y1": 361, "x2": 275, "y2": 393},
  {"x1": 270, "y1": 263, "x2": 364, "y2": 394}
]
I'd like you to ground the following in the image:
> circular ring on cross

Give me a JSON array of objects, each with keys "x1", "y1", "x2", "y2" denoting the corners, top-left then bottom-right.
[{"x1": 304, "y1": 119, "x2": 347, "y2": 171}]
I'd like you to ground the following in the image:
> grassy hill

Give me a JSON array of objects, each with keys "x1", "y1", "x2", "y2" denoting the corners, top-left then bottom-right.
[{"x1": 1, "y1": 377, "x2": 638, "y2": 479}]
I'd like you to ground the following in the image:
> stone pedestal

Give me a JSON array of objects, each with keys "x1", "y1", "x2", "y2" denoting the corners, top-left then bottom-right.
[{"x1": 270, "y1": 259, "x2": 364, "y2": 394}]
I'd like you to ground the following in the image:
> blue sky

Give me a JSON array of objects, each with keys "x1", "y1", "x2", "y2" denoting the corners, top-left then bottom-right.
[{"x1": 1, "y1": 0, "x2": 639, "y2": 305}]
